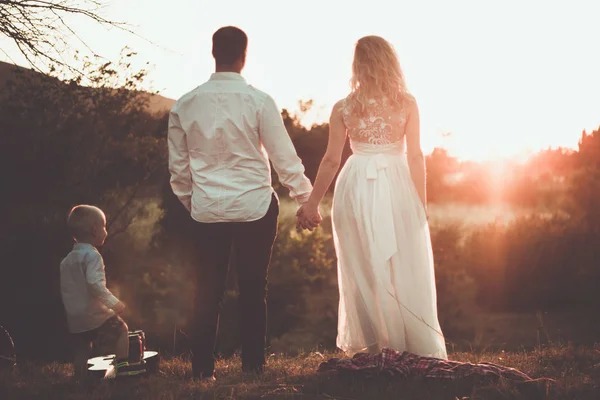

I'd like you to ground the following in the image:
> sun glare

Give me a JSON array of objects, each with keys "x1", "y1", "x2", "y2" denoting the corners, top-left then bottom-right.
[{"x1": 0, "y1": 0, "x2": 598, "y2": 163}]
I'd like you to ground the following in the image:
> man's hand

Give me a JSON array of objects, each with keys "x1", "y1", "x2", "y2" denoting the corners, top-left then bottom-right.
[
  {"x1": 296, "y1": 202, "x2": 322, "y2": 231},
  {"x1": 112, "y1": 301, "x2": 126, "y2": 315}
]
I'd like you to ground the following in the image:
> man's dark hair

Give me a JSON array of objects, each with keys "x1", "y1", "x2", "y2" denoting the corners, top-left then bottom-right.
[{"x1": 212, "y1": 26, "x2": 248, "y2": 65}]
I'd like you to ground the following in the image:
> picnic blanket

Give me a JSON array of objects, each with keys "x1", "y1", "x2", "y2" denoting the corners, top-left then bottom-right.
[{"x1": 318, "y1": 348, "x2": 532, "y2": 382}]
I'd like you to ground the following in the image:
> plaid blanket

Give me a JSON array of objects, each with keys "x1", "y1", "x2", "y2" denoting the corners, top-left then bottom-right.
[{"x1": 318, "y1": 348, "x2": 532, "y2": 382}]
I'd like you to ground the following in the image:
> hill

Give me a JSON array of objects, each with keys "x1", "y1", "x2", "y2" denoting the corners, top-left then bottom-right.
[{"x1": 0, "y1": 61, "x2": 176, "y2": 114}]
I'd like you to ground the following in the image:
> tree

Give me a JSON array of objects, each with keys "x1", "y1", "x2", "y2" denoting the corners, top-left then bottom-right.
[
  {"x1": 425, "y1": 147, "x2": 458, "y2": 203},
  {"x1": 0, "y1": 51, "x2": 165, "y2": 232},
  {"x1": 578, "y1": 127, "x2": 600, "y2": 169},
  {"x1": 0, "y1": 53, "x2": 167, "y2": 361},
  {"x1": 0, "y1": 0, "x2": 127, "y2": 71},
  {"x1": 569, "y1": 128, "x2": 600, "y2": 230}
]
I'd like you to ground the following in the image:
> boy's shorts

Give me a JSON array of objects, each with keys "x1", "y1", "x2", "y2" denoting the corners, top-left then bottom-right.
[{"x1": 74, "y1": 315, "x2": 127, "y2": 353}]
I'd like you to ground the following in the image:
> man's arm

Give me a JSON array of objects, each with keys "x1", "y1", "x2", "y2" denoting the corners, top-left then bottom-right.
[
  {"x1": 259, "y1": 95, "x2": 312, "y2": 204},
  {"x1": 168, "y1": 110, "x2": 192, "y2": 211},
  {"x1": 83, "y1": 252, "x2": 120, "y2": 310}
]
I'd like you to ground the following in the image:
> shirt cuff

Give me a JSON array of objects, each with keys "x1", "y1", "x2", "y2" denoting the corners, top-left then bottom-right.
[{"x1": 105, "y1": 294, "x2": 120, "y2": 309}]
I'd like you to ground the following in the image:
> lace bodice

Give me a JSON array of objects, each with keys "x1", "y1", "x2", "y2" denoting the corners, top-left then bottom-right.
[{"x1": 342, "y1": 97, "x2": 407, "y2": 145}]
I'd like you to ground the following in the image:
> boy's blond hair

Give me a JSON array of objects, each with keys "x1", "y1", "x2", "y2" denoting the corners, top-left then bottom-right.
[{"x1": 67, "y1": 205, "x2": 105, "y2": 240}]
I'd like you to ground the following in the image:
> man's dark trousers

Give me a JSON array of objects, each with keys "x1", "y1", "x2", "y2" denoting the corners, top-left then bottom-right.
[{"x1": 189, "y1": 194, "x2": 279, "y2": 377}]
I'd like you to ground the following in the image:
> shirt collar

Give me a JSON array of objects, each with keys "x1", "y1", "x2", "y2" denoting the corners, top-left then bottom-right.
[
  {"x1": 209, "y1": 72, "x2": 246, "y2": 82},
  {"x1": 73, "y1": 242, "x2": 96, "y2": 251}
]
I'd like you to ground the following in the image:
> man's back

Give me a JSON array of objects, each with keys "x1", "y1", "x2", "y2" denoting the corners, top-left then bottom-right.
[
  {"x1": 171, "y1": 25, "x2": 314, "y2": 379},
  {"x1": 168, "y1": 72, "x2": 312, "y2": 223}
]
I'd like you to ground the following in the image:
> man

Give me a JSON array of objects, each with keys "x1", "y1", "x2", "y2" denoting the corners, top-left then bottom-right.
[{"x1": 168, "y1": 26, "x2": 316, "y2": 381}]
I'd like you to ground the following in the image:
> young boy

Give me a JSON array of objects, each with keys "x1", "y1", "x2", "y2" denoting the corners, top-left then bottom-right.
[{"x1": 60, "y1": 205, "x2": 144, "y2": 380}]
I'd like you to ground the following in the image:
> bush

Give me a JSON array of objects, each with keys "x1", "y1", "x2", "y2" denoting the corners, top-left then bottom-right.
[
  {"x1": 461, "y1": 213, "x2": 600, "y2": 312},
  {"x1": 0, "y1": 54, "x2": 167, "y2": 362}
]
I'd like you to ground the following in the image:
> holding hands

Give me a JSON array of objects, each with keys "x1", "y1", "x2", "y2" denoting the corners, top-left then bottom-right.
[{"x1": 296, "y1": 201, "x2": 322, "y2": 231}]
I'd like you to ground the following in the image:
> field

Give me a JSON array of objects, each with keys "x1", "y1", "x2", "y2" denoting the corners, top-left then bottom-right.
[
  {"x1": 2, "y1": 200, "x2": 598, "y2": 399},
  {"x1": 1, "y1": 344, "x2": 599, "y2": 399}
]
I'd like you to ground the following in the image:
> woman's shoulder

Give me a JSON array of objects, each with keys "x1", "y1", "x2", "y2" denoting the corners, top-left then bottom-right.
[
  {"x1": 332, "y1": 96, "x2": 350, "y2": 114},
  {"x1": 403, "y1": 92, "x2": 417, "y2": 104},
  {"x1": 402, "y1": 93, "x2": 418, "y2": 116}
]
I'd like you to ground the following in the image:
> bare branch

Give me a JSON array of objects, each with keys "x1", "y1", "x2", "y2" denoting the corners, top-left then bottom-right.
[
  {"x1": 0, "y1": 45, "x2": 17, "y2": 63},
  {"x1": 50, "y1": 8, "x2": 96, "y2": 55},
  {"x1": 0, "y1": 0, "x2": 133, "y2": 73}
]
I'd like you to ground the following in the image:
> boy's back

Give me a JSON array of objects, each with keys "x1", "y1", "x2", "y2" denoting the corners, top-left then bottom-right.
[{"x1": 60, "y1": 243, "x2": 117, "y2": 334}]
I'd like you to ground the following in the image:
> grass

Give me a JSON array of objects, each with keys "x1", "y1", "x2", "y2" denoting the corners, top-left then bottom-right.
[
  {"x1": 1, "y1": 344, "x2": 599, "y2": 399},
  {"x1": 3, "y1": 201, "x2": 593, "y2": 399}
]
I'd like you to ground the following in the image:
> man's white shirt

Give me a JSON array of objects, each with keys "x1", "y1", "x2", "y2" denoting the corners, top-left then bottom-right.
[{"x1": 168, "y1": 72, "x2": 312, "y2": 223}]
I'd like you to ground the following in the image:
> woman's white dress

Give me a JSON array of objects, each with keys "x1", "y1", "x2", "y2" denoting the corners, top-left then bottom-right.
[{"x1": 332, "y1": 97, "x2": 447, "y2": 359}]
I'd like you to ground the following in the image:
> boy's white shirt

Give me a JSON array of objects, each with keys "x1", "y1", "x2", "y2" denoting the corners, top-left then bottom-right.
[{"x1": 60, "y1": 243, "x2": 119, "y2": 333}]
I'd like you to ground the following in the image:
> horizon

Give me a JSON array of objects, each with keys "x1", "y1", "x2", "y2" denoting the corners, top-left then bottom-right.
[{"x1": 1, "y1": 0, "x2": 599, "y2": 162}]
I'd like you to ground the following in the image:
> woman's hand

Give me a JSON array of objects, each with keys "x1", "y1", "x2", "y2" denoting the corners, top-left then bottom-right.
[{"x1": 296, "y1": 201, "x2": 323, "y2": 231}]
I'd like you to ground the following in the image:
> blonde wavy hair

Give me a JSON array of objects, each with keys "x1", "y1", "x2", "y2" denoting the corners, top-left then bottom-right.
[{"x1": 349, "y1": 35, "x2": 411, "y2": 114}]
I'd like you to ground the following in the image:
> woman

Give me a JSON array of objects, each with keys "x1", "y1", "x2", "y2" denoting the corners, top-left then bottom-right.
[{"x1": 297, "y1": 36, "x2": 447, "y2": 359}]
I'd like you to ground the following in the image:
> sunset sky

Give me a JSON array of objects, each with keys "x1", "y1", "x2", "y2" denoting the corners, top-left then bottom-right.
[{"x1": 2, "y1": 0, "x2": 599, "y2": 161}]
